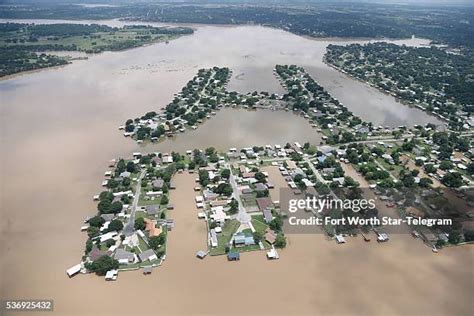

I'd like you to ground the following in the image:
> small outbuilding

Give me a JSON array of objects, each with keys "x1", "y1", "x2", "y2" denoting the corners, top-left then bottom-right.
[
  {"x1": 227, "y1": 251, "x2": 240, "y2": 261},
  {"x1": 196, "y1": 250, "x2": 207, "y2": 259}
]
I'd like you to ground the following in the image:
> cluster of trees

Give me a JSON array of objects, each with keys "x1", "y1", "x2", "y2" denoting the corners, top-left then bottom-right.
[
  {"x1": 97, "y1": 191, "x2": 123, "y2": 215},
  {"x1": 268, "y1": 213, "x2": 286, "y2": 248},
  {"x1": 85, "y1": 255, "x2": 119, "y2": 276},
  {"x1": 0, "y1": 48, "x2": 68, "y2": 77},
  {"x1": 0, "y1": 22, "x2": 193, "y2": 76},
  {"x1": 276, "y1": 64, "x2": 364, "y2": 143},
  {"x1": 326, "y1": 43, "x2": 474, "y2": 125}
]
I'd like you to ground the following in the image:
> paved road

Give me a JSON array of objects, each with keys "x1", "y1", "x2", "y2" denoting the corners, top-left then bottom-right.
[
  {"x1": 225, "y1": 163, "x2": 251, "y2": 224},
  {"x1": 123, "y1": 170, "x2": 146, "y2": 236}
]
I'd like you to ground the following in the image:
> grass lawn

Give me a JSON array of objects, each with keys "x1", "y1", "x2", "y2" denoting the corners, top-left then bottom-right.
[
  {"x1": 251, "y1": 216, "x2": 269, "y2": 234},
  {"x1": 137, "y1": 235, "x2": 150, "y2": 252},
  {"x1": 209, "y1": 219, "x2": 240, "y2": 256},
  {"x1": 376, "y1": 158, "x2": 404, "y2": 177}
]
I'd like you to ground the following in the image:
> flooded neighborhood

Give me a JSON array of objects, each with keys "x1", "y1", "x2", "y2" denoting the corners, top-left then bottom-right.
[{"x1": 1, "y1": 15, "x2": 473, "y2": 316}]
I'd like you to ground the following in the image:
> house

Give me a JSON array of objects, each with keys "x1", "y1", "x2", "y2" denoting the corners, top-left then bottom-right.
[
  {"x1": 144, "y1": 218, "x2": 162, "y2": 237},
  {"x1": 256, "y1": 197, "x2": 273, "y2": 212},
  {"x1": 255, "y1": 183, "x2": 267, "y2": 192},
  {"x1": 209, "y1": 229, "x2": 218, "y2": 247},
  {"x1": 227, "y1": 251, "x2": 240, "y2": 261},
  {"x1": 120, "y1": 171, "x2": 131, "y2": 178},
  {"x1": 162, "y1": 156, "x2": 173, "y2": 164},
  {"x1": 317, "y1": 155, "x2": 328, "y2": 164},
  {"x1": 241, "y1": 188, "x2": 253, "y2": 194},
  {"x1": 114, "y1": 249, "x2": 135, "y2": 264},
  {"x1": 332, "y1": 177, "x2": 345, "y2": 186},
  {"x1": 321, "y1": 167, "x2": 335, "y2": 176},
  {"x1": 146, "y1": 205, "x2": 159, "y2": 216},
  {"x1": 152, "y1": 179, "x2": 164, "y2": 190},
  {"x1": 204, "y1": 190, "x2": 219, "y2": 201},
  {"x1": 233, "y1": 232, "x2": 255, "y2": 247},
  {"x1": 101, "y1": 214, "x2": 115, "y2": 222},
  {"x1": 263, "y1": 209, "x2": 273, "y2": 223},
  {"x1": 290, "y1": 168, "x2": 305, "y2": 179},
  {"x1": 210, "y1": 206, "x2": 227, "y2": 225},
  {"x1": 210, "y1": 200, "x2": 228, "y2": 207},
  {"x1": 265, "y1": 229, "x2": 277, "y2": 244},
  {"x1": 99, "y1": 231, "x2": 118, "y2": 243},
  {"x1": 286, "y1": 160, "x2": 297, "y2": 170},
  {"x1": 139, "y1": 249, "x2": 158, "y2": 262}
]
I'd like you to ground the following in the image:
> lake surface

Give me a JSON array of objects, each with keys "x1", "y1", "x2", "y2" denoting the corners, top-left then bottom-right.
[
  {"x1": 1, "y1": 20, "x2": 471, "y2": 316},
  {"x1": 1, "y1": 18, "x2": 443, "y2": 128},
  {"x1": 144, "y1": 108, "x2": 323, "y2": 153}
]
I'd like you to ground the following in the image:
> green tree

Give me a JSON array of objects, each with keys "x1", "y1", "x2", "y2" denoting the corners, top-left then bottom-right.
[
  {"x1": 215, "y1": 183, "x2": 233, "y2": 196},
  {"x1": 255, "y1": 172, "x2": 267, "y2": 183},
  {"x1": 274, "y1": 233, "x2": 287, "y2": 248},
  {"x1": 269, "y1": 215, "x2": 283, "y2": 232},
  {"x1": 448, "y1": 231, "x2": 461, "y2": 244},
  {"x1": 221, "y1": 169, "x2": 231, "y2": 179},
  {"x1": 97, "y1": 199, "x2": 111, "y2": 213},
  {"x1": 85, "y1": 239, "x2": 93, "y2": 254},
  {"x1": 110, "y1": 201, "x2": 123, "y2": 214},
  {"x1": 253, "y1": 231, "x2": 263, "y2": 244},
  {"x1": 89, "y1": 215, "x2": 105, "y2": 228},
  {"x1": 126, "y1": 161, "x2": 137, "y2": 173},
  {"x1": 108, "y1": 219, "x2": 123, "y2": 232},
  {"x1": 87, "y1": 226, "x2": 100, "y2": 238},
  {"x1": 87, "y1": 255, "x2": 119, "y2": 276},
  {"x1": 464, "y1": 230, "x2": 474, "y2": 242},
  {"x1": 229, "y1": 198, "x2": 238, "y2": 214},
  {"x1": 134, "y1": 217, "x2": 146, "y2": 231},
  {"x1": 149, "y1": 233, "x2": 166, "y2": 250},
  {"x1": 442, "y1": 172, "x2": 464, "y2": 188}
]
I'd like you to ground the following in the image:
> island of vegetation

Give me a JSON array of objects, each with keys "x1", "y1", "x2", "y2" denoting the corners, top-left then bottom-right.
[
  {"x1": 0, "y1": 22, "x2": 193, "y2": 77},
  {"x1": 325, "y1": 43, "x2": 474, "y2": 131}
]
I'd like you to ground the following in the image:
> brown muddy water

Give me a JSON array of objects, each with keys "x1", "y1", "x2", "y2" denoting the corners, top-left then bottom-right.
[{"x1": 0, "y1": 20, "x2": 471, "y2": 316}]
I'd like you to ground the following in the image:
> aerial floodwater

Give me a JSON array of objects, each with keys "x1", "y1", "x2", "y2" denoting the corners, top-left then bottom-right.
[{"x1": 1, "y1": 19, "x2": 470, "y2": 316}]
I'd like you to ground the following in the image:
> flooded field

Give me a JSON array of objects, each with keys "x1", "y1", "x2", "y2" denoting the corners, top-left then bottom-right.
[{"x1": 0, "y1": 20, "x2": 471, "y2": 316}]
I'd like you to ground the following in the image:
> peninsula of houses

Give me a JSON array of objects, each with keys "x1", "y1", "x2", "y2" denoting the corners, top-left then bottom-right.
[{"x1": 69, "y1": 64, "x2": 473, "y2": 280}]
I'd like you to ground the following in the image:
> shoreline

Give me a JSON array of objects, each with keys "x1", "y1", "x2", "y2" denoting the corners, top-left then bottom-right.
[
  {"x1": 0, "y1": 26, "x2": 192, "y2": 81},
  {"x1": 323, "y1": 58, "x2": 450, "y2": 125}
]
